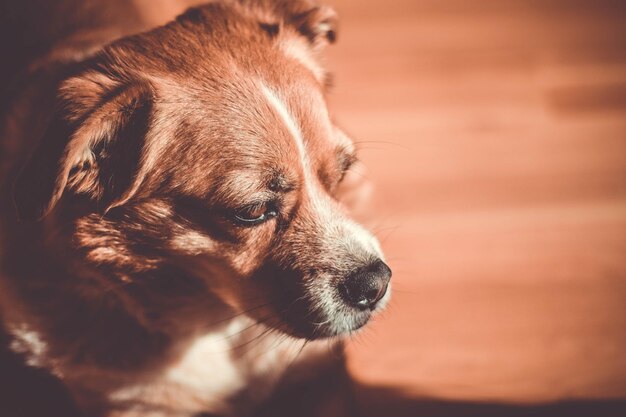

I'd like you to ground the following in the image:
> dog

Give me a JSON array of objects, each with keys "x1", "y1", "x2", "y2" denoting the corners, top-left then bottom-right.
[{"x1": 0, "y1": 1, "x2": 391, "y2": 416}]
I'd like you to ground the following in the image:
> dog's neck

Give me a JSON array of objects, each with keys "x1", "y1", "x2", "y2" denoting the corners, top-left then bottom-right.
[{"x1": 4, "y1": 243, "x2": 336, "y2": 415}]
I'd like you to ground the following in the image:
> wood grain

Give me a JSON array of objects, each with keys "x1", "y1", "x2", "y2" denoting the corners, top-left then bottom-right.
[{"x1": 325, "y1": 0, "x2": 626, "y2": 407}]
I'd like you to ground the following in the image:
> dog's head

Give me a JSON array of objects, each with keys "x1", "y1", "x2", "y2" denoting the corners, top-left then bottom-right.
[{"x1": 13, "y1": 0, "x2": 390, "y2": 340}]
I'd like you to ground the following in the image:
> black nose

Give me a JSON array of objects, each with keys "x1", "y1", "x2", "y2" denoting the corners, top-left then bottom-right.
[{"x1": 340, "y1": 260, "x2": 391, "y2": 311}]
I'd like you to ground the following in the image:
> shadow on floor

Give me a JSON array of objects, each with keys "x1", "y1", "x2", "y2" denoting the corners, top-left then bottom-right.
[
  {"x1": 353, "y1": 385, "x2": 626, "y2": 417},
  {"x1": 1, "y1": 330, "x2": 624, "y2": 417}
]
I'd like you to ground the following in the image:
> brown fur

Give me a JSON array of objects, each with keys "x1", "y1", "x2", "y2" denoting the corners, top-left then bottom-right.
[{"x1": 0, "y1": 1, "x2": 389, "y2": 416}]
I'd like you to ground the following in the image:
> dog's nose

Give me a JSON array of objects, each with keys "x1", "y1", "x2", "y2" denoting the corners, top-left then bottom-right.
[{"x1": 340, "y1": 260, "x2": 391, "y2": 311}]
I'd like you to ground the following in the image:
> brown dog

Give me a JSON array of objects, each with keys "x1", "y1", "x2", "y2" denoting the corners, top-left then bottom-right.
[{"x1": 0, "y1": 1, "x2": 391, "y2": 416}]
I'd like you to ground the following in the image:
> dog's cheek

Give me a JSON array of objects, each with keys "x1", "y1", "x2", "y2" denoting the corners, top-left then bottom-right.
[
  {"x1": 169, "y1": 229, "x2": 218, "y2": 256},
  {"x1": 226, "y1": 225, "x2": 277, "y2": 276},
  {"x1": 172, "y1": 224, "x2": 276, "y2": 278}
]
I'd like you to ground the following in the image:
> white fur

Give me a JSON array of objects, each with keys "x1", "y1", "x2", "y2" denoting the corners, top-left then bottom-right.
[
  {"x1": 259, "y1": 83, "x2": 311, "y2": 173},
  {"x1": 109, "y1": 318, "x2": 320, "y2": 416},
  {"x1": 9, "y1": 325, "x2": 49, "y2": 368},
  {"x1": 259, "y1": 82, "x2": 386, "y2": 335},
  {"x1": 259, "y1": 83, "x2": 382, "y2": 259}
]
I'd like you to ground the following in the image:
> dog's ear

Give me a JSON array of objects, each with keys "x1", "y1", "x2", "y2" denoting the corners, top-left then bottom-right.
[
  {"x1": 13, "y1": 75, "x2": 154, "y2": 221},
  {"x1": 251, "y1": 0, "x2": 338, "y2": 46},
  {"x1": 289, "y1": 3, "x2": 338, "y2": 46}
]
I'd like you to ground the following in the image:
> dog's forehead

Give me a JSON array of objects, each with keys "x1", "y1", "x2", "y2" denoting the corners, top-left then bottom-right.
[
  {"x1": 224, "y1": 73, "x2": 336, "y2": 147},
  {"x1": 154, "y1": 27, "x2": 354, "y2": 199},
  {"x1": 238, "y1": 77, "x2": 351, "y2": 187},
  {"x1": 185, "y1": 72, "x2": 347, "y2": 177}
]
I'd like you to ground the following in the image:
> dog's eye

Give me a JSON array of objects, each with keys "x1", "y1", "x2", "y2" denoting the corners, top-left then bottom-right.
[
  {"x1": 233, "y1": 203, "x2": 277, "y2": 226},
  {"x1": 339, "y1": 154, "x2": 357, "y2": 183}
]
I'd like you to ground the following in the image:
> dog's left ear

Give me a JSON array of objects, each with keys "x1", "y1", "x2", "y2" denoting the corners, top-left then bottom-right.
[{"x1": 13, "y1": 74, "x2": 154, "y2": 221}]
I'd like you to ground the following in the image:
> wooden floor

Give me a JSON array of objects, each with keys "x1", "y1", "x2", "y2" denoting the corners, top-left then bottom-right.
[
  {"x1": 0, "y1": 1, "x2": 624, "y2": 416},
  {"x1": 324, "y1": 0, "x2": 626, "y2": 414}
]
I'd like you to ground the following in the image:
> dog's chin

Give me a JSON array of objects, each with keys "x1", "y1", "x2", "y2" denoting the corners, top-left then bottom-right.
[
  {"x1": 276, "y1": 284, "x2": 391, "y2": 340},
  {"x1": 272, "y1": 306, "x2": 374, "y2": 340}
]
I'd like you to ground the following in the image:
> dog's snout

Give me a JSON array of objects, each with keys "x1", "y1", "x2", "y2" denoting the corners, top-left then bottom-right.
[{"x1": 340, "y1": 260, "x2": 391, "y2": 311}]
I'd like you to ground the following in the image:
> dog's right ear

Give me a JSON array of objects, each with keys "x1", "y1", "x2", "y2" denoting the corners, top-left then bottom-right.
[
  {"x1": 13, "y1": 74, "x2": 154, "y2": 221},
  {"x1": 289, "y1": 3, "x2": 338, "y2": 46}
]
